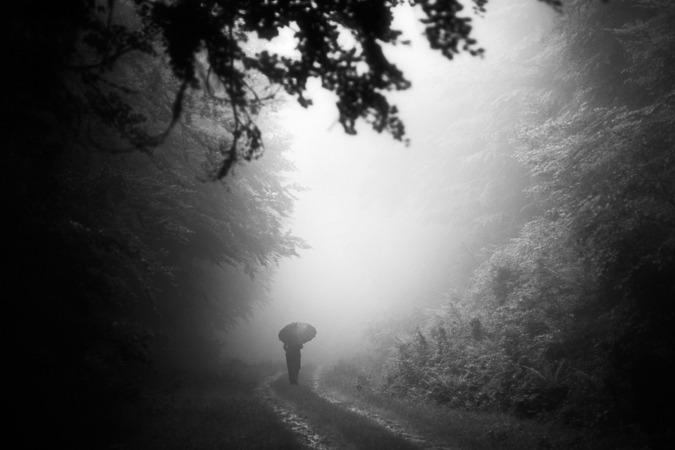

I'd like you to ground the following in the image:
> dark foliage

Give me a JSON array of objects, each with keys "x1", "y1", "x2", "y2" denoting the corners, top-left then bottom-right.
[
  {"x1": 54, "y1": 0, "x2": 562, "y2": 177},
  {"x1": 383, "y1": 0, "x2": 675, "y2": 447}
]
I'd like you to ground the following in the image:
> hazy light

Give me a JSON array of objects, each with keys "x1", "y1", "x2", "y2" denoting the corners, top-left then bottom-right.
[{"x1": 222, "y1": 1, "x2": 556, "y2": 364}]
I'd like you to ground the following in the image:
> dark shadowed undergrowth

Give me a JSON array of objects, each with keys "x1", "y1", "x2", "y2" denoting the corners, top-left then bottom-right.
[{"x1": 107, "y1": 360, "x2": 299, "y2": 450}]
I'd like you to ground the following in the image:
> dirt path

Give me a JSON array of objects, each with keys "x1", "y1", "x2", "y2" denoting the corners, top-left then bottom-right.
[
  {"x1": 256, "y1": 372, "x2": 334, "y2": 449},
  {"x1": 256, "y1": 366, "x2": 456, "y2": 450},
  {"x1": 310, "y1": 366, "x2": 456, "y2": 450}
]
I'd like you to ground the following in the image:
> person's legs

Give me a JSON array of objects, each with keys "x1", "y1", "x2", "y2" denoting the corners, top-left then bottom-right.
[
  {"x1": 286, "y1": 354, "x2": 294, "y2": 383},
  {"x1": 296, "y1": 354, "x2": 302, "y2": 383},
  {"x1": 290, "y1": 356, "x2": 300, "y2": 384}
]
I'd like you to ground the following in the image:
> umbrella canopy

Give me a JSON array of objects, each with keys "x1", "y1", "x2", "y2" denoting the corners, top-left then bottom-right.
[{"x1": 278, "y1": 322, "x2": 317, "y2": 346}]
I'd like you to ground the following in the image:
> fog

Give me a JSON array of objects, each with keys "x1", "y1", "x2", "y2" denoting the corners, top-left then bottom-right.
[{"x1": 222, "y1": 0, "x2": 556, "y2": 364}]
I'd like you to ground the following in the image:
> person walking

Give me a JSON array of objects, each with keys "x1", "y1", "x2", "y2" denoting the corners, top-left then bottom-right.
[
  {"x1": 283, "y1": 342, "x2": 303, "y2": 385},
  {"x1": 278, "y1": 322, "x2": 316, "y2": 385}
]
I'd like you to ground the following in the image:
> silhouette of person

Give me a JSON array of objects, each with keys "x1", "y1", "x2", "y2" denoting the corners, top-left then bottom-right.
[{"x1": 283, "y1": 343, "x2": 303, "y2": 385}]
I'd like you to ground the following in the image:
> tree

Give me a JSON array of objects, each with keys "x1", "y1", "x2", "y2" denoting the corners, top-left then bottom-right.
[
  {"x1": 382, "y1": 1, "x2": 675, "y2": 445},
  {"x1": 3, "y1": 4, "x2": 306, "y2": 445},
  {"x1": 30, "y1": 0, "x2": 564, "y2": 176},
  {"x1": 514, "y1": 0, "x2": 675, "y2": 434}
]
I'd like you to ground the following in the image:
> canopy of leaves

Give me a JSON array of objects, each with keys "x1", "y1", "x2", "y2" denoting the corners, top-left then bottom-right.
[{"x1": 61, "y1": 0, "x2": 564, "y2": 177}]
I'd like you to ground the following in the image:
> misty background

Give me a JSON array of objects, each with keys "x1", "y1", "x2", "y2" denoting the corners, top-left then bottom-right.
[{"x1": 223, "y1": 0, "x2": 555, "y2": 364}]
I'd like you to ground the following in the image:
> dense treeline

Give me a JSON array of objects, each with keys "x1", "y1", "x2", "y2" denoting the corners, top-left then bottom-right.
[
  {"x1": 383, "y1": 0, "x2": 675, "y2": 445},
  {"x1": 3, "y1": 2, "x2": 304, "y2": 447}
]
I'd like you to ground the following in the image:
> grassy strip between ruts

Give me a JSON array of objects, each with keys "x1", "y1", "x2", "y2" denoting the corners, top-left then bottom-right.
[
  {"x1": 106, "y1": 361, "x2": 301, "y2": 450},
  {"x1": 271, "y1": 369, "x2": 420, "y2": 450}
]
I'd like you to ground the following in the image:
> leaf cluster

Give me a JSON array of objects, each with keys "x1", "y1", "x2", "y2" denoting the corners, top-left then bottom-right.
[{"x1": 65, "y1": 0, "x2": 566, "y2": 177}]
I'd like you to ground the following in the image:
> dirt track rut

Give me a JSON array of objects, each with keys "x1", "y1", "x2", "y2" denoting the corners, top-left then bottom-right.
[{"x1": 256, "y1": 366, "x2": 456, "y2": 450}]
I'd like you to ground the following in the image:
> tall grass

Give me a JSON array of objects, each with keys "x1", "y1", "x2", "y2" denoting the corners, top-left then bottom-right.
[{"x1": 320, "y1": 360, "x2": 599, "y2": 450}]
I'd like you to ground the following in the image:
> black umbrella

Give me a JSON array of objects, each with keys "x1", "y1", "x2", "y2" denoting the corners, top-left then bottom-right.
[{"x1": 278, "y1": 322, "x2": 317, "y2": 346}]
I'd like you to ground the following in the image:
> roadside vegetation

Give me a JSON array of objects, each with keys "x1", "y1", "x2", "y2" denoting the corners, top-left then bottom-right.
[
  {"x1": 321, "y1": 360, "x2": 589, "y2": 450},
  {"x1": 352, "y1": 1, "x2": 675, "y2": 448}
]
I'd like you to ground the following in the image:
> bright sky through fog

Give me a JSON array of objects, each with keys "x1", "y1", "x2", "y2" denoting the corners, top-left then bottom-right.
[{"x1": 222, "y1": 1, "x2": 555, "y2": 364}]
